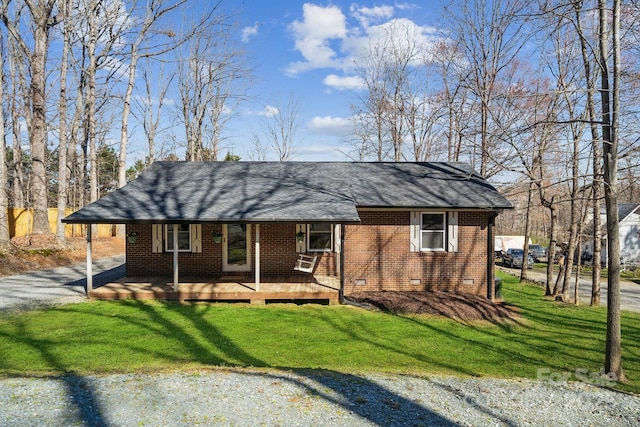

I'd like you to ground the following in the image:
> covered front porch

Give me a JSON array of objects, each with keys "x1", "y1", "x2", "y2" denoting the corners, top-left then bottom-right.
[{"x1": 88, "y1": 274, "x2": 341, "y2": 305}]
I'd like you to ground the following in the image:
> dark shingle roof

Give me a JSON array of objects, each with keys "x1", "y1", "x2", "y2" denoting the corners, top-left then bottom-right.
[
  {"x1": 63, "y1": 161, "x2": 512, "y2": 224},
  {"x1": 618, "y1": 204, "x2": 639, "y2": 222},
  {"x1": 582, "y1": 203, "x2": 640, "y2": 237}
]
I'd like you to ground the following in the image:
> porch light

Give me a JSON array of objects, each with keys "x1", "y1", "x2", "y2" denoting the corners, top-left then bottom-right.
[
  {"x1": 296, "y1": 230, "x2": 306, "y2": 242},
  {"x1": 212, "y1": 231, "x2": 222, "y2": 244},
  {"x1": 127, "y1": 232, "x2": 138, "y2": 244}
]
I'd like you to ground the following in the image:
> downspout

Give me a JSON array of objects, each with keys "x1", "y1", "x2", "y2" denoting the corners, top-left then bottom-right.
[
  {"x1": 173, "y1": 224, "x2": 179, "y2": 292},
  {"x1": 255, "y1": 224, "x2": 260, "y2": 292},
  {"x1": 339, "y1": 223, "x2": 345, "y2": 304},
  {"x1": 487, "y1": 211, "x2": 499, "y2": 300},
  {"x1": 86, "y1": 224, "x2": 93, "y2": 295}
]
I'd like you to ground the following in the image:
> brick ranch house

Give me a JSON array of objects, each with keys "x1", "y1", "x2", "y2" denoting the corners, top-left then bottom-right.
[{"x1": 63, "y1": 161, "x2": 512, "y2": 303}]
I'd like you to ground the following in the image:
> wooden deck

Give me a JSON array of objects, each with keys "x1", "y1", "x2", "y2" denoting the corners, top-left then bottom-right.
[{"x1": 89, "y1": 274, "x2": 341, "y2": 305}]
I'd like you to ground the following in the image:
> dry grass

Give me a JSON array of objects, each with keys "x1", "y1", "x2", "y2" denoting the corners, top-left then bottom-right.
[{"x1": 0, "y1": 235, "x2": 124, "y2": 276}]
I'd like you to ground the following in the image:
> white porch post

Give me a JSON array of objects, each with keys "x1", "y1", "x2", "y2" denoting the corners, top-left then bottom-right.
[
  {"x1": 255, "y1": 224, "x2": 260, "y2": 292},
  {"x1": 86, "y1": 225, "x2": 93, "y2": 295},
  {"x1": 173, "y1": 224, "x2": 179, "y2": 292}
]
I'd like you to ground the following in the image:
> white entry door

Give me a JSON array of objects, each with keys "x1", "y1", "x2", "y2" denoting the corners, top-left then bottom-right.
[{"x1": 222, "y1": 224, "x2": 252, "y2": 272}]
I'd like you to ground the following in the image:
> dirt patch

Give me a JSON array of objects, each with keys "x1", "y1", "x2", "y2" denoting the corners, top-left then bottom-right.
[
  {"x1": 0, "y1": 235, "x2": 124, "y2": 276},
  {"x1": 347, "y1": 291, "x2": 519, "y2": 322}
]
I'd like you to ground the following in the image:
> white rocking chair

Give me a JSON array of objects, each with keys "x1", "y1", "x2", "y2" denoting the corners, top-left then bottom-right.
[{"x1": 294, "y1": 254, "x2": 318, "y2": 273}]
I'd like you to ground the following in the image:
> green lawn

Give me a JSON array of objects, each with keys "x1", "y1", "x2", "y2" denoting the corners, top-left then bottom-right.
[{"x1": 0, "y1": 272, "x2": 639, "y2": 393}]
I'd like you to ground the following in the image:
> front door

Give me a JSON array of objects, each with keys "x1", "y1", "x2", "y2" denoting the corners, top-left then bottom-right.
[{"x1": 222, "y1": 224, "x2": 251, "y2": 272}]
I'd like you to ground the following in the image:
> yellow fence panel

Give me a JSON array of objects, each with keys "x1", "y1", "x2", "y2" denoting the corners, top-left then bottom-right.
[{"x1": 7, "y1": 208, "x2": 115, "y2": 238}]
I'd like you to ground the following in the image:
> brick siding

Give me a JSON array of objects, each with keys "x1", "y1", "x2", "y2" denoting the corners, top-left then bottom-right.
[
  {"x1": 125, "y1": 223, "x2": 337, "y2": 278},
  {"x1": 342, "y1": 210, "x2": 491, "y2": 296},
  {"x1": 125, "y1": 210, "x2": 491, "y2": 296}
]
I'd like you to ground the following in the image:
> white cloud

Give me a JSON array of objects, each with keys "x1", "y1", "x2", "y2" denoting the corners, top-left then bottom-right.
[
  {"x1": 133, "y1": 95, "x2": 175, "y2": 107},
  {"x1": 295, "y1": 144, "x2": 346, "y2": 160},
  {"x1": 255, "y1": 105, "x2": 279, "y2": 117},
  {"x1": 343, "y1": 18, "x2": 439, "y2": 71},
  {"x1": 242, "y1": 22, "x2": 260, "y2": 43},
  {"x1": 323, "y1": 74, "x2": 365, "y2": 90},
  {"x1": 308, "y1": 116, "x2": 353, "y2": 137},
  {"x1": 286, "y1": 4, "x2": 348, "y2": 75},
  {"x1": 286, "y1": 3, "x2": 440, "y2": 76},
  {"x1": 350, "y1": 4, "x2": 394, "y2": 28}
]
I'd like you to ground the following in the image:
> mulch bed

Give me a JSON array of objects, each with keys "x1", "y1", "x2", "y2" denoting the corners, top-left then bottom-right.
[{"x1": 346, "y1": 291, "x2": 519, "y2": 322}]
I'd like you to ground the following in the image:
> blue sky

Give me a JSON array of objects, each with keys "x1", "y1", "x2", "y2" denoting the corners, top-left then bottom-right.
[{"x1": 214, "y1": 1, "x2": 442, "y2": 161}]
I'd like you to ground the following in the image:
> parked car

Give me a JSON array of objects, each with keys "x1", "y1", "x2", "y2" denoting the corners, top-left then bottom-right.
[
  {"x1": 581, "y1": 250, "x2": 593, "y2": 265},
  {"x1": 503, "y1": 248, "x2": 534, "y2": 269},
  {"x1": 528, "y1": 244, "x2": 547, "y2": 262}
]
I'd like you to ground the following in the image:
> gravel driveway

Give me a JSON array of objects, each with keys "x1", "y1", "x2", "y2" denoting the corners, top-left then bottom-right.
[
  {"x1": 0, "y1": 369, "x2": 638, "y2": 426},
  {"x1": 0, "y1": 260, "x2": 638, "y2": 426},
  {"x1": 0, "y1": 256, "x2": 125, "y2": 314}
]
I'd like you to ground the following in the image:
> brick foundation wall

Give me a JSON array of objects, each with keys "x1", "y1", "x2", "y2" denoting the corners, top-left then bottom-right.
[{"x1": 342, "y1": 210, "x2": 491, "y2": 296}]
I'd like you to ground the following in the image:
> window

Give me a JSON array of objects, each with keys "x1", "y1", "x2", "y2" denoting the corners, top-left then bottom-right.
[
  {"x1": 421, "y1": 213, "x2": 445, "y2": 251},
  {"x1": 165, "y1": 224, "x2": 191, "y2": 252},
  {"x1": 308, "y1": 223, "x2": 333, "y2": 252}
]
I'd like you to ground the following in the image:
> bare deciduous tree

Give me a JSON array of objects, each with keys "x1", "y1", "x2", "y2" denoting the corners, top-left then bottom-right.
[
  {"x1": 429, "y1": 39, "x2": 474, "y2": 163},
  {"x1": 0, "y1": 32, "x2": 13, "y2": 249},
  {"x1": 0, "y1": 0, "x2": 57, "y2": 234},
  {"x1": 134, "y1": 64, "x2": 174, "y2": 165},
  {"x1": 255, "y1": 95, "x2": 301, "y2": 162},
  {"x1": 600, "y1": 0, "x2": 625, "y2": 383},
  {"x1": 351, "y1": 19, "x2": 426, "y2": 162},
  {"x1": 444, "y1": 0, "x2": 530, "y2": 177},
  {"x1": 55, "y1": 0, "x2": 71, "y2": 243},
  {"x1": 176, "y1": 12, "x2": 250, "y2": 162},
  {"x1": 118, "y1": 0, "x2": 215, "y2": 186}
]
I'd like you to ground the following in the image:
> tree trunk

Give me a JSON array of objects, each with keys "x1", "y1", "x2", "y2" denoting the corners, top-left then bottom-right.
[
  {"x1": 561, "y1": 145, "x2": 581, "y2": 301},
  {"x1": 574, "y1": 236, "x2": 581, "y2": 305},
  {"x1": 520, "y1": 181, "x2": 533, "y2": 282},
  {"x1": 600, "y1": 0, "x2": 625, "y2": 382},
  {"x1": 29, "y1": 2, "x2": 55, "y2": 235},
  {"x1": 87, "y1": 1, "x2": 98, "y2": 204},
  {"x1": 545, "y1": 198, "x2": 558, "y2": 296},
  {"x1": 574, "y1": 0, "x2": 604, "y2": 307},
  {"x1": 0, "y1": 34, "x2": 13, "y2": 250},
  {"x1": 118, "y1": 49, "x2": 138, "y2": 189},
  {"x1": 7, "y1": 37, "x2": 25, "y2": 209},
  {"x1": 55, "y1": 0, "x2": 71, "y2": 243}
]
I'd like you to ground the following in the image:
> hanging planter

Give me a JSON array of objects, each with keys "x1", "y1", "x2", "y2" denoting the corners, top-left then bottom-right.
[
  {"x1": 127, "y1": 232, "x2": 138, "y2": 244},
  {"x1": 212, "y1": 231, "x2": 223, "y2": 244},
  {"x1": 296, "y1": 231, "x2": 306, "y2": 242}
]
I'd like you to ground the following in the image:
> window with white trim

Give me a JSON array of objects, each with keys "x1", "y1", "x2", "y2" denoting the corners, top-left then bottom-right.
[
  {"x1": 165, "y1": 224, "x2": 191, "y2": 252},
  {"x1": 307, "y1": 223, "x2": 333, "y2": 252},
  {"x1": 421, "y1": 213, "x2": 446, "y2": 251}
]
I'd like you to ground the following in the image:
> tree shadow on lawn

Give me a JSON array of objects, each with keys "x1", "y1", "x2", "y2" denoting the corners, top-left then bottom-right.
[
  {"x1": 167, "y1": 302, "x2": 502, "y2": 425},
  {"x1": 0, "y1": 301, "x2": 469, "y2": 426},
  {"x1": 0, "y1": 318, "x2": 109, "y2": 426},
  {"x1": 7, "y1": 295, "x2": 636, "y2": 424}
]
